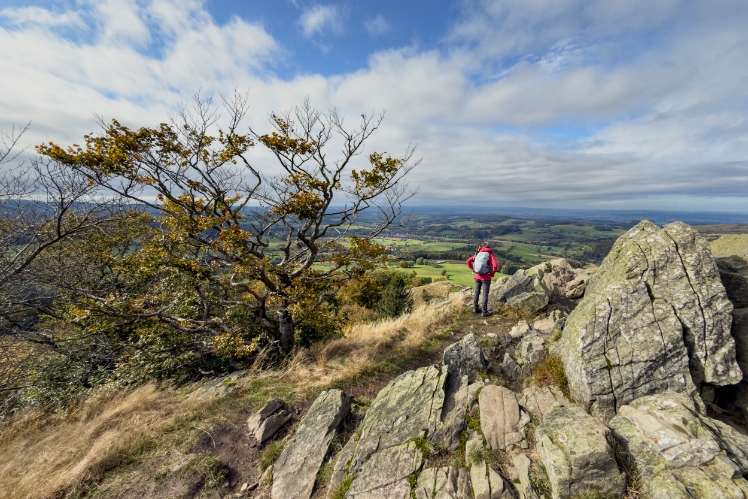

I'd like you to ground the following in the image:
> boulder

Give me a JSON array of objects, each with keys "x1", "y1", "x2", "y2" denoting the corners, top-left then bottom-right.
[
  {"x1": 716, "y1": 255, "x2": 748, "y2": 308},
  {"x1": 479, "y1": 385, "x2": 530, "y2": 452},
  {"x1": 490, "y1": 270, "x2": 549, "y2": 308},
  {"x1": 187, "y1": 370, "x2": 246, "y2": 400},
  {"x1": 551, "y1": 221, "x2": 740, "y2": 418},
  {"x1": 537, "y1": 259, "x2": 577, "y2": 297},
  {"x1": 414, "y1": 467, "x2": 471, "y2": 499},
  {"x1": 509, "y1": 321, "x2": 531, "y2": 339},
  {"x1": 344, "y1": 441, "x2": 423, "y2": 499},
  {"x1": 515, "y1": 333, "x2": 545, "y2": 368},
  {"x1": 443, "y1": 333, "x2": 487, "y2": 377},
  {"x1": 565, "y1": 269, "x2": 592, "y2": 299},
  {"x1": 271, "y1": 389, "x2": 351, "y2": 499},
  {"x1": 506, "y1": 291, "x2": 549, "y2": 315},
  {"x1": 518, "y1": 386, "x2": 568, "y2": 421},
  {"x1": 247, "y1": 399, "x2": 292, "y2": 444},
  {"x1": 609, "y1": 392, "x2": 748, "y2": 499},
  {"x1": 536, "y1": 403, "x2": 626, "y2": 499}
]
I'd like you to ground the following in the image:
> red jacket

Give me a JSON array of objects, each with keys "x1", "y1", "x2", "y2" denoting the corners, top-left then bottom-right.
[{"x1": 466, "y1": 247, "x2": 499, "y2": 281}]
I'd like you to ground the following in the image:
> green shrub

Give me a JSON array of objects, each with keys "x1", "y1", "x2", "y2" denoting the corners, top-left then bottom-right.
[{"x1": 377, "y1": 274, "x2": 413, "y2": 319}]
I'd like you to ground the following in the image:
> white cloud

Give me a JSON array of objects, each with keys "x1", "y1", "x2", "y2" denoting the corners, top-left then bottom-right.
[
  {"x1": 364, "y1": 15, "x2": 389, "y2": 36},
  {"x1": 298, "y1": 4, "x2": 343, "y2": 38},
  {"x1": 0, "y1": 6, "x2": 84, "y2": 28},
  {"x1": 0, "y1": 0, "x2": 747, "y2": 212}
]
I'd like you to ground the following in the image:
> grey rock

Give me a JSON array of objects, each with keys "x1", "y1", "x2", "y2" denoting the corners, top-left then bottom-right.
[
  {"x1": 344, "y1": 366, "x2": 446, "y2": 476},
  {"x1": 271, "y1": 389, "x2": 351, "y2": 499},
  {"x1": 716, "y1": 255, "x2": 748, "y2": 308},
  {"x1": 432, "y1": 375, "x2": 483, "y2": 451},
  {"x1": 512, "y1": 454, "x2": 539, "y2": 499},
  {"x1": 565, "y1": 268, "x2": 593, "y2": 299},
  {"x1": 345, "y1": 441, "x2": 423, "y2": 499},
  {"x1": 466, "y1": 431, "x2": 511, "y2": 499},
  {"x1": 506, "y1": 292, "x2": 549, "y2": 315},
  {"x1": 491, "y1": 270, "x2": 535, "y2": 303},
  {"x1": 515, "y1": 333, "x2": 545, "y2": 368},
  {"x1": 609, "y1": 392, "x2": 748, "y2": 499},
  {"x1": 518, "y1": 386, "x2": 568, "y2": 421},
  {"x1": 443, "y1": 333, "x2": 487, "y2": 377},
  {"x1": 536, "y1": 403, "x2": 626, "y2": 499},
  {"x1": 538, "y1": 259, "x2": 577, "y2": 297},
  {"x1": 480, "y1": 385, "x2": 530, "y2": 451},
  {"x1": 248, "y1": 398, "x2": 292, "y2": 444},
  {"x1": 414, "y1": 467, "x2": 471, "y2": 499},
  {"x1": 186, "y1": 370, "x2": 246, "y2": 400},
  {"x1": 509, "y1": 321, "x2": 531, "y2": 339},
  {"x1": 551, "y1": 221, "x2": 740, "y2": 419}
]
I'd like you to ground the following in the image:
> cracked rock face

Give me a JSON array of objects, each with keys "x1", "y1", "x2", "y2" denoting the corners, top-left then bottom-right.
[
  {"x1": 415, "y1": 467, "x2": 471, "y2": 499},
  {"x1": 443, "y1": 333, "x2": 487, "y2": 378},
  {"x1": 551, "y1": 220, "x2": 740, "y2": 418},
  {"x1": 716, "y1": 255, "x2": 748, "y2": 308},
  {"x1": 345, "y1": 441, "x2": 423, "y2": 499},
  {"x1": 479, "y1": 385, "x2": 530, "y2": 452},
  {"x1": 271, "y1": 389, "x2": 351, "y2": 499},
  {"x1": 518, "y1": 386, "x2": 568, "y2": 421},
  {"x1": 536, "y1": 403, "x2": 626, "y2": 499},
  {"x1": 609, "y1": 392, "x2": 748, "y2": 499}
]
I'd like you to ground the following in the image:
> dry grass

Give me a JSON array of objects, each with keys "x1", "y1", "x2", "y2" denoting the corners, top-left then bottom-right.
[
  {"x1": 0, "y1": 385, "x2": 204, "y2": 499},
  {"x1": 0, "y1": 296, "x2": 464, "y2": 499},
  {"x1": 526, "y1": 354, "x2": 571, "y2": 400}
]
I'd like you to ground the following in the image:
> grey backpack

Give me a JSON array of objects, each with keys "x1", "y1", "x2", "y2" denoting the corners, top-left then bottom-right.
[{"x1": 473, "y1": 251, "x2": 491, "y2": 275}]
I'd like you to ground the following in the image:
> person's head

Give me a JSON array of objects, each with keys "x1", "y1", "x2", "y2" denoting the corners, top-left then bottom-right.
[{"x1": 482, "y1": 241, "x2": 491, "y2": 249}]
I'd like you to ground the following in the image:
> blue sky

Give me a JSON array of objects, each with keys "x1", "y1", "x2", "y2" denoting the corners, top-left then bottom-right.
[{"x1": 0, "y1": 0, "x2": 747, "y2": 212}]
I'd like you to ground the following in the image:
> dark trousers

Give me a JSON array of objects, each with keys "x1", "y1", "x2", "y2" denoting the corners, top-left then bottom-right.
[{"x1": 474, "y1": 279, "x2": 491, "y2": 312}]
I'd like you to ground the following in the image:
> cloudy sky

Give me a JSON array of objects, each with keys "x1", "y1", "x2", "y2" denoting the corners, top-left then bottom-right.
[{"x1": 1, "y1": 0, "x2": 747, "y2": 212}]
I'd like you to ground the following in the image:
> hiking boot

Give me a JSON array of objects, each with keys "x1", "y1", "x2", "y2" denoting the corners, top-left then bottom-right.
[
  {"x1": 473, "y1": 309, "x2": 481, "y2": 314},
  {"x1": 481, "y1": 311, "x2": 491, "y2": 317}
]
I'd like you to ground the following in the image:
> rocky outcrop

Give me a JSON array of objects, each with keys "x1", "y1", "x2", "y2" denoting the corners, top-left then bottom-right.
[
  {"x1": 490, "y1": 270, "x2": 550, "y2": 313},
  {"x1": 466, "y1": 430, "x2": 511, "y2": 499},
  {"x1": 344, "y1": 441, "x2": 423, "y2": 499},
  {"x1": 610, "y1": 392, "x2": 748, "y2": 499},
  {"x1": 414, "y1": 467, "x2": 471, "y2": 499},
  {"x1": 518, "y1": 386, "x2": 568, "y2": 421},
  {"x1": 551, "y1": 221, "x2": 740, "y2": 418},
  {"x1": 536, "y1": 403, "x2": 626, "y2": 499},
  {"x1": 506, "y1": 292, "x2": 549, "y2": 315},
  {"x1": 247, "y1": 399, "x2": 292, "y2": 444},
  {"x1": 271, "y1": 389, "x2": 351, "y2": 499},
  {"x1": 479, "y1": 385, "x2": 530, "y2": 452},
  {"x1": 443, "y1": 333, "x2": 486, "y2": 377},
  {"x1": 716, "y1": 256, "x2": 748, "y2": 308}
]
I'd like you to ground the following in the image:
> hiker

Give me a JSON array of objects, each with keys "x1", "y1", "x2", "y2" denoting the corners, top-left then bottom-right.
[{"x1": 466, "y1": 241, "x2": 499, "y2": 316}]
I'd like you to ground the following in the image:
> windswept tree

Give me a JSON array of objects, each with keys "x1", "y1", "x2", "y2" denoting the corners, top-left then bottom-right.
[{"x1": 39, "y1": 94, "x2": 418, "y2": 353}]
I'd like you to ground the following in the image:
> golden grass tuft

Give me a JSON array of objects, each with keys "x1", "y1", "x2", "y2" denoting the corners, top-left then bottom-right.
[
  {"x1": 0, "y1": 385, "x2": 203, "y2": 499},
  {"x1": 0, "y1": 296, "x2": 464, "y2": 499}
]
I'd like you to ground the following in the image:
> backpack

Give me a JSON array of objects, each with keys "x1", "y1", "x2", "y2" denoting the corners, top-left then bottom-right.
[{"x1": 473, "y1": 251, "x2": 491, "y2": 275}]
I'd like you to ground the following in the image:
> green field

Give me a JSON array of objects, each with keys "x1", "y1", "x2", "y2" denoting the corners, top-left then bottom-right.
[{"x1": 390, "y1": 261, "x2": 508, "y2": 287}]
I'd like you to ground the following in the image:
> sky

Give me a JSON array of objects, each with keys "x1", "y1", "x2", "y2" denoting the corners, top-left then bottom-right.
[{"x1": 0, "y1": 0, "x2": 747, "y2": 212}]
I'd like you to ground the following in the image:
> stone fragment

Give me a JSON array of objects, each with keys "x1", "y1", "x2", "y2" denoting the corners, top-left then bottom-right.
[
  {"x1": 467, "y1": 431, "x2": 509, "y2": 499},
  {"x1": 716, "y1": 255, "x2": 748, "y2": 308},
  {"x1": 506, "y1": 292, "x2": 549, "y2": 315},
  {"x1": 345, "y1": 441, "x2": 423, "y2": 499},
  {"x1": 609, "y1": 392, "x2": 748, "y2": 499},
  {"x1": 500, "y1": 353, "x2": 527, "y2": 381},
  {"x1": 271, "y1": 389, "x2": 351, "y2": 499},
  {"x1": 443, "y1": 333, "x2": 486, "y2": 377},
  {"x1": 509, "y1": 321, "x2": 531, "y2": 339},
  {"x1": 432, "y1": 375, "x2": 483, "y2": 451},
  {"x1": 512, "y1": 454, "x2": 538, "y2": 499},
  {"x1": 551, "y1": 221, "x2": 740, "y2": 419},
  {"x1": 536, "y1": 403, "x2": 626, "y2": 499},
  {"x1": 565, "y1": 268, "x2": 593, "y2": 299},
  {"x1": 414, "y1": 467, "x2": 471, "y2": 499},
  {"x1": 247, "y1": 398, "x2": 292, "y2": 444},
  {"x1": 518, "y1": 386, "x2": 568, "y2": 421},
  {"x1": 479, "y1": 385, "x2": 531, "y2": 451}
]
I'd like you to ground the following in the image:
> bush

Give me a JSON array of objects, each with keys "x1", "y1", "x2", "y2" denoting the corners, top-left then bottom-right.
[{"x1": 377, "y1": 274, "x2": 413, "y2": 319}]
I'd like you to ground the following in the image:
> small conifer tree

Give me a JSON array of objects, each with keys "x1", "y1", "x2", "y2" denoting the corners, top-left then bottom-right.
[{"x1": 377, "y1": 274, "x2": 413, "y2": 319}]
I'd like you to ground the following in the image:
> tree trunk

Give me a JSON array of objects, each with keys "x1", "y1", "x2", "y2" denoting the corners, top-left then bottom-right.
[{"x1": 277, "y1": 307, "x2": 294, "y2": 353}]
